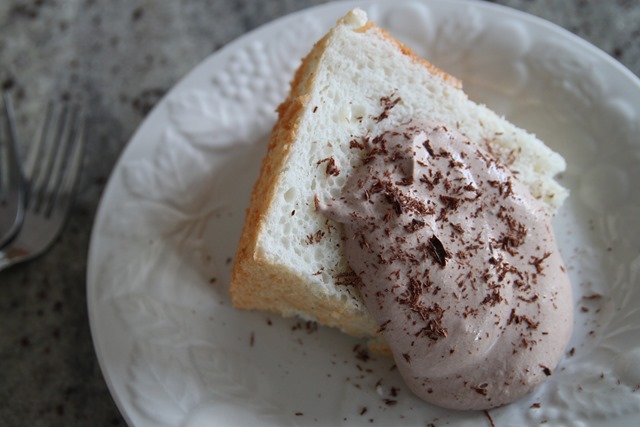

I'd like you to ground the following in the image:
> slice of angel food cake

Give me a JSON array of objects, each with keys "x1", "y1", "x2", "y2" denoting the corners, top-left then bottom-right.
[{"x1": 230, "y1": 9, "x2": 573, "y2": 410}]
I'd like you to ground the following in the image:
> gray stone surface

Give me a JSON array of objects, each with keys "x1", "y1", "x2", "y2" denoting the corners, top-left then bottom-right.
[{"x1": 0, "y1": 0, "x2": 637, "y2": 426}]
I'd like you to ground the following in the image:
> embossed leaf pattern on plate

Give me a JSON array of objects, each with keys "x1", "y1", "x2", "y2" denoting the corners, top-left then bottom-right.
[
  {"x1": 169, "y1": 14, "x2": 324, "y2": 151},
  {"x1": 118, "y1": 130, "x2": 224, "y2": 238},
  {"x1": 88, "y1": 1, "x2": 640, "y2": 426}
]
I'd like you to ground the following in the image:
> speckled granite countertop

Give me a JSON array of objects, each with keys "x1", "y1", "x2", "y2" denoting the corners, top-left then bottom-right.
[{"x1": 0, "y1": 1, "x2": 638, "y2": 426}]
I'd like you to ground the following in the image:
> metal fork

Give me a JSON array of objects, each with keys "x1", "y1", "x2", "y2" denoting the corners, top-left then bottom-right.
[
  {"x1": 0, "y1": 92, "x2": 26, "y2": 248},
  {"x1": 0, "y1": 101, "x2": 85, "y2": 272}
]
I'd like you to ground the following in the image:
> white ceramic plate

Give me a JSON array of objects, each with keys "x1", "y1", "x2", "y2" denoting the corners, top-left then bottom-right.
[{"x1": 87, "y1": 1, "x2": 640, "y2": 426}]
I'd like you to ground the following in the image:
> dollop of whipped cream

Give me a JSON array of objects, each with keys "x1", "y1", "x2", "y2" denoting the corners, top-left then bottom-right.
[{"x1": 320, "y1": 121, "x2": 573, "y2": 410}]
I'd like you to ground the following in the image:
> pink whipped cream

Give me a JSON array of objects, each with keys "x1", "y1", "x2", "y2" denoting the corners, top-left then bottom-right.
[{"x1": 319, "y1": 121, "x2": 573, "y2": 410}]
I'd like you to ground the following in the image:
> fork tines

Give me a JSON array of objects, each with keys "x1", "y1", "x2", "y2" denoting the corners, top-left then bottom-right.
[
  {"x1": 0, "y1": 97, "x2": 85, "y2": 271},
  {"x1": 26, "y1": 100, "x2": 85, "y2": 218},
  {"x1": 0, "y1": 92, "x2": 25, "y2": 248}
]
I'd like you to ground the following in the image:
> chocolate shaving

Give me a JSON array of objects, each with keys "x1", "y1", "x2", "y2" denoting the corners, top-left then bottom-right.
[
  {"x1": 395, "y1": 177, "x2": 413, "y2": 186},
  {"x1": 404, "y1": 218, "x2": 426, "y2": 233},
  {"x1": 374, "y1": 95, "x2": 401, "y2": 122},
  {"x1": 440, "y1": 195, "x2": 461, "y2": 210},
  {"x1": 377, "y1": 319, "x2": 392, "y2": 333},
  {"x1": 482, "y1": 290, "x2": 503, "y2": 306},
  {"x1": 334, "y1": 271, "x2": 361, "y2": 288},
  {"x1": 423, "y1": 139, "x2": 435, "y2": 157},
  {"x1": 462, "y1": 306, "x2": 479, "y2": 319},
  {"x1": 529, "y1": 252, "x2": 551, "y2": 274},
  {"x1": 451, "y1": 223, "x2": 464, "y2": 234},
  {"x1": 350, "y1": 139, "x2": 365, "y2": 150},
  {"x1": 317, "y1": 157, "x2": 340, "y2": 176},
  {"x1": 539, "y1": 365, "x2": 552, "y2": 376},
  {"x1": 507, "y1": 309, "x2": 540, "y2": 330},
  {"x1": 398, "y1": 277, "x2": 428, "y2": 308},
  {"x1": 472, "y1": 383, "x2": 489, "y2": 396},
  {"x1": 517, "y1": 294, "x2": 539, "y2": 303},
  {"x1": 437, "y1": 195, "x2": 462, "y2": 220},
  {"x1": 488, "y1": 178, "x2": 514, "y2": 197},
  {"x1": 420, "y1": 170, "x2": 444, "y2": 190},
  {"x1": 427, "y1": 235, "x2": 448, "y2": 267},
  {"x1": 484, "y1": 410, "x2": 496, "y2": 427},
  {"x1": 495, "y1": 209, "x2": 528, "y2": 252},
  {"x1": 305, "y1": 230, "x2": 325, "y2": 245},
  {"x1": 354, "y1": 344, "x2": 371, "y2": 362},
  {"x1": 414, "y1": 303, "x2": 448, "y2": 341},
  {"x1": 387, "y1": 193, "x2": 403, "y2": 215}
]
